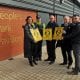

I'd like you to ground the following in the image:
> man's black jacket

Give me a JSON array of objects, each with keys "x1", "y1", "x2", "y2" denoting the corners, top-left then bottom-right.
[
  {"x1": 65, "y1": 22, "x2": 80, "y2": 44},
  {"x1": 56, "y1": 23, "x2": 72, "y2": 50},
  {"x1": 46, "y1": 21, "x2": 58, "y2": 34}
]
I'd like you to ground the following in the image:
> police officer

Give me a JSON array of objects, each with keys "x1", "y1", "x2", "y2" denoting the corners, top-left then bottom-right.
[
  {"x1": 58, "y1": 16, "x2": 73, "y2": 69},
  {"x1": 45, "y1": 15, "x2": 58, "y2": 65},
  {"x1": 65, "y1": 15, "x2": 80, "y2": 75},
  {"x1": 35, "y1": 16, "x2": 45, "y2": 61},
  {"x1": 23, "y1": 16, "x2": 38, "y2": 67}
]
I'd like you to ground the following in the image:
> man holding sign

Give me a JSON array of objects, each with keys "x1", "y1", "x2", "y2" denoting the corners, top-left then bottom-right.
[
  {"x1": 45, "y1": 15, "x2": 59, "y2": 65},
  {"x1": 56, "y1": 16, "x2": 73, "y2": 69}
]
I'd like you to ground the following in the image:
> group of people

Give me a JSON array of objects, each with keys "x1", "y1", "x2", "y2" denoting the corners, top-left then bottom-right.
[{"x1": 23, "y1": 14, "x2": 80, "y2": 75}]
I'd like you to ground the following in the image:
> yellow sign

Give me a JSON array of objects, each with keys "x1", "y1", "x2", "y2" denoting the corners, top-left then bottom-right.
[
  {"x1": 53, "y1": 27, "x2": 64, "y2": 40},
  {"x1": 43, "y1": 29, "x2": 52, "y2": 40},
  {"x1": 30, "y1": 28, "x2": 42, "y2": 42}
]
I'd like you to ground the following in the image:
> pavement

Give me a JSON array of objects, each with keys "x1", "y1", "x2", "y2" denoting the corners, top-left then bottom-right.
[{"x1": 0, "y1": 46, "x2": 80, "y2": 80}]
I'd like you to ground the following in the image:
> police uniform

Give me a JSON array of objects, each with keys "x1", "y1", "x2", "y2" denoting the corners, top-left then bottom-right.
[{"x1": 35, "y1": 21, "x2": 45, "y2": 60}]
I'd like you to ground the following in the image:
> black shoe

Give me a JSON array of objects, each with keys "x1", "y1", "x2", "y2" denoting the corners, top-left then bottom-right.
[
  {"x1": 44, "y1": 59, "x2": 50, "y2": 61},
  {"x1": 67, "y1": 63, "x2": 72, "y2": 69},
  {"x1": 67, "y1": 65, "x2": 72, "y2": 69},
  {"x1": 59, "y1": 63, "x2": 67, "y2": 65},
  {"x1": 67, "y1": 70, "x2": 79, "y2": 75},
  {"x1": 29, "y1": 61, "x2": 34, "y2": 67},
  {"x1": 33, "y1": 61, "x2": 38, "y2": 65},
  {"x1": 72, "y1": 67, "x2": 80, "y2": 71},
  {"x1": 72, "y1": 67, "x2": 80, "y2": 72},
  {"x1": 8, "y1": 58, "x2": 14, "y2": 60},
  {"x1": 49, "y1": 61, "x2": 55, "y2": 65}
]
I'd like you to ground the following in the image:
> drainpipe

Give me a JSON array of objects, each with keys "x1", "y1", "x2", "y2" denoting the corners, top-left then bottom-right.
[
  {"x1": 73, "y1": 0, "x2": 75, "y2": 15},
  {"x1": 53, "y1": 0, "x2": 56, "y2": 14}
]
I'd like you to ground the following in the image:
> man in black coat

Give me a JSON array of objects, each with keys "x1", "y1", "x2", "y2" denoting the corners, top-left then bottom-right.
[
  {"x1": 44, "y1": 15, "x2": 58, "y2": 65},
  {"x1": 65, "y1": 15, "x2": 80, "y2": 75},
  {"x1": 57, "y1": 16, "x2": 73, "y2": 69}
]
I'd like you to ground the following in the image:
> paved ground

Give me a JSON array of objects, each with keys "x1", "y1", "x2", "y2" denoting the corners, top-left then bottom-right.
[{"x1": 0, "y1": 46, "x2": 80, "y2": 80}]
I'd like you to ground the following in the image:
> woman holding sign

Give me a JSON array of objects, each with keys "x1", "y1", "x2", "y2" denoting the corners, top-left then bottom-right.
[{"x1": 23, "y1": 16, "x2": 38, "y2": 67}]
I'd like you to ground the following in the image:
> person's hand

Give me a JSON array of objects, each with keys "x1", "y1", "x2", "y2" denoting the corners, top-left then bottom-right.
[
  {"x1": 61, "y1": 37, "x2": 63, "y2": 40},
  {"x1": 63, "y1": 30, "x2": 66, "y2": 34},
  {"x1": 34, "y1": 41, "x2": 38, "y2": 43}
]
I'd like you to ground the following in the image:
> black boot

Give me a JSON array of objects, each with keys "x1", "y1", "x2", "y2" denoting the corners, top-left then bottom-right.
[
  {"x1": 29, "y1": 61, "x2": 34, "y2": 67},
  {"x1": 67, "y1": 70, "x2": 79, "y2": 75},
  {"x1": 33, "y1": 60, "x2": 38, "y2": 65},
  {"x1": 67, "y1": 62, "x2": 73, "y2": 69}
]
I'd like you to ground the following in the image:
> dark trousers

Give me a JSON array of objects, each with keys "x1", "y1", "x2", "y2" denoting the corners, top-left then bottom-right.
[
  {"x1": 61, "y1": 45, "x2": 73, "y2": 65},
  {"x1": 72, "y1": 43, "x2": 80, "y2": 72},
  {"x1": 36, "y1": 41, "x2": 42, "y2": 59},
  {"x1": 46, "y1": 40, "x2": 56, "y2": 61},
  {"x1": 28, "y1": 42, "x2": 37, "y2": 62}
]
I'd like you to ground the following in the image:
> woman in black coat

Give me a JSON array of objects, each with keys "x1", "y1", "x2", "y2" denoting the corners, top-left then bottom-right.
[{"x1": 23, "y1": 16, "x2": 37, "y2": 67}]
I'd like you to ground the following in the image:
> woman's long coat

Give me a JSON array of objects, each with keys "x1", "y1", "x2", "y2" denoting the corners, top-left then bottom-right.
[{"x1": 23, "y1": 24, "x2": 35, "y2": 58}]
